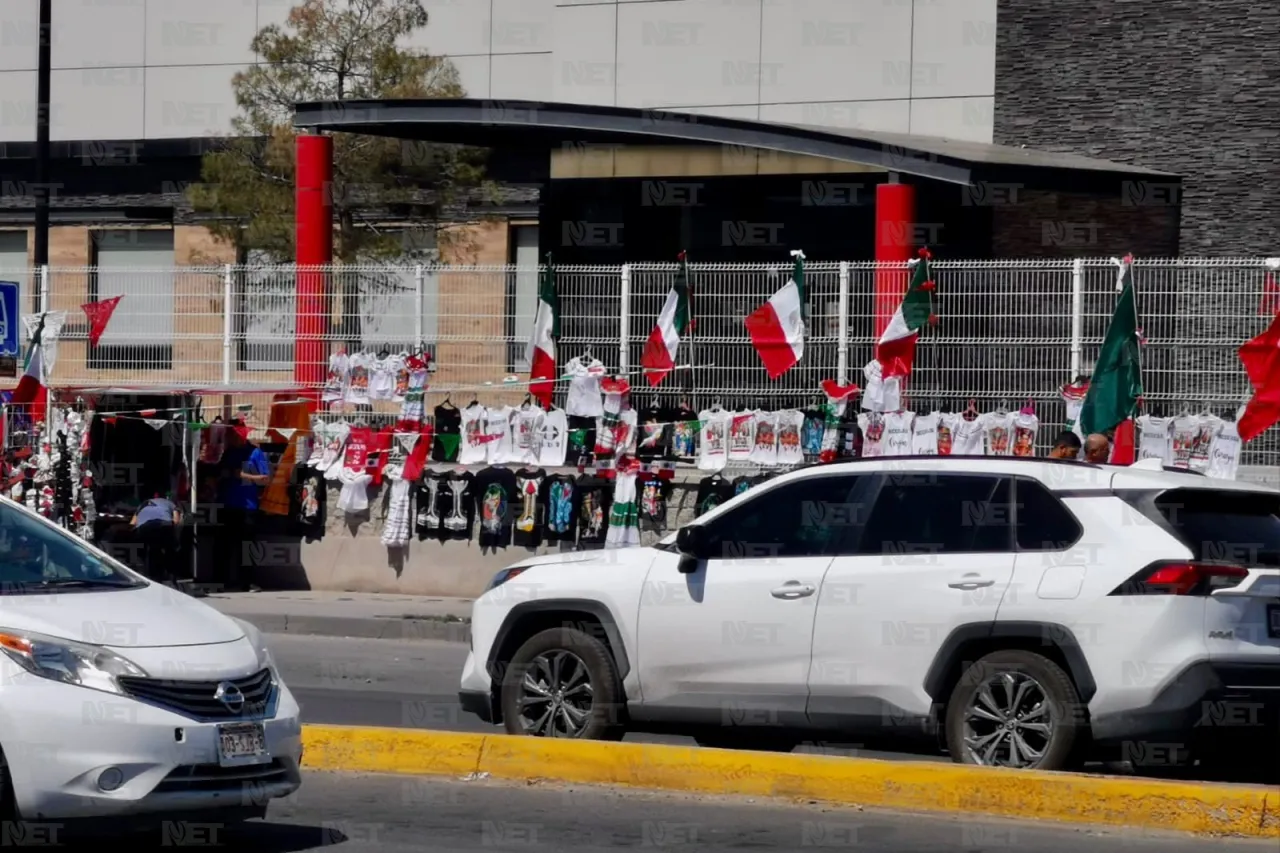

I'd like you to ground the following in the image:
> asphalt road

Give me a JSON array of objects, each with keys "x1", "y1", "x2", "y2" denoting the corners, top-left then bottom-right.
[{"x1": 85, "y1": 772, "x2": 1280, "y2": 852}]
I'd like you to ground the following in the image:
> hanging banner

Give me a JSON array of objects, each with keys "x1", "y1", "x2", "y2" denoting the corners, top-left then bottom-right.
[
  {"x1": 144, "y1": 418, "x2": 167, "y2": 430},
  {"x1": 81, "y1": 296, "x2": 122, "y2": 348},
  {"x1": 23, "y1": 311, "x2": 66, "y2": 382}
]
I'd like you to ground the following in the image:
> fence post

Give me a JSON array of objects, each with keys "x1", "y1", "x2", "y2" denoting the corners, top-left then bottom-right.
[
  {"x1": 222, "y1": 264, "x2": 233, "y2": 385},
  {"x1": 38, "y1": 264, "x2": 49, "y2": 313},
  {"x1": 38, "y1": 265, "x2": 50, "y2": 449},
  {"x1": 837, "y1": 261, "x2": 851, "y2": 384},
  {"x1": 619, "y1": 264, "x2": 631, "y2": 376},
  {"x1": 413, "y1": 264, "x2": 425, "y2": 348},
  {"x1": 1070, "y1": 258, "x2": 1084, "y2": 380}
]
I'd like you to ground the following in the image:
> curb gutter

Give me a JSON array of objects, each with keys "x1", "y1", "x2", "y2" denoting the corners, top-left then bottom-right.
[
  {"x1": 299, "y1": 725, "x2": 1279, "y2": 839},
  {"x1": 231, "y1": 614, "x2": 471, "y2": 644}
]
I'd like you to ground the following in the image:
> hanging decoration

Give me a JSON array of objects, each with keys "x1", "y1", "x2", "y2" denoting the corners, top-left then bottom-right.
[
  {"x1": 745, "y1": 249, "x2": 807, "y2": 380},
  {"x1": 80, "y1": 295, "x2": 123, "y2": 348}
]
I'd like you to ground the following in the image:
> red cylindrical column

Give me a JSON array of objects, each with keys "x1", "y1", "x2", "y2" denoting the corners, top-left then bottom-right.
[
  {"x1": 874, "y1": 182, "x2": 916, "y2": 339},
  {"x1": 295, "y1": 134, "x2": 333, "y2": 403}
]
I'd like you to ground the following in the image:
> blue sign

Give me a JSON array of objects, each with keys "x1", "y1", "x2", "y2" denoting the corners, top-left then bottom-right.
[{"x1": 0, "y1": 281, "x2": 17, "y2": 357}]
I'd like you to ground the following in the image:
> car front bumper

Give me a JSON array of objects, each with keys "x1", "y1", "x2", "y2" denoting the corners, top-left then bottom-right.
[{"x1": 0, "y1": 673, "x2": 303, "y2": 821}]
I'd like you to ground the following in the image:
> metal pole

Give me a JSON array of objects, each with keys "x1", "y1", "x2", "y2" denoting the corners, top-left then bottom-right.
[
  {"x1": 222, "y1": 265, "x2": 233, "y2": 385},
  {"x1": 618, "y1": 264, "x2": 631, "y2": 376},
  {"x1": 413, "y1": 264, "x2": 424, "y2": 348},
  {"x1": 33, "y1": 0, "x2": 52, "y2": 267},
  {"x1": 837, "y1": 261, "x2": 850, "y2": 385},
  {"x1": 1069, "y1": 258, "x2": 1084, "y2": 381}
]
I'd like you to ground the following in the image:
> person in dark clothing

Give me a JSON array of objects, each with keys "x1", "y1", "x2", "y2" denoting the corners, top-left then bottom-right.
[
  {"x1": 131, "y1": 495, "x2": 181, "y2": 583},
  {"x1": 214, "y1": 425, "x2": 271, "y2": 591},
  {"x1": 1047, "y1": 431, "x2": 1082, "y2": 460}
]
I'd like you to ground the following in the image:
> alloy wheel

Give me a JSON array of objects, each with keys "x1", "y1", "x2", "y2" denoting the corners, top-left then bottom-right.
[
  {"x1": 962, "y1": 670, "x2": 1054, "y2": 768},
  {"x1": 516, "y1": 650, "x2": 594, "y2": 737}
]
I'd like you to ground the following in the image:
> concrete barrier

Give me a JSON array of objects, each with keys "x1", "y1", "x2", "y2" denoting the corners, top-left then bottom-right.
[{"x1": 300, "y1": 725, "x2": 1279, "y2": 839}]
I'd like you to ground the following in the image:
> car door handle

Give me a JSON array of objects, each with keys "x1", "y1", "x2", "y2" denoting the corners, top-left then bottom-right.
[
  {"x1": 771, "y1": 582, "x2": 816, "y2": 599},
  {"x1": 948, "y1": 578, "x2": 995, "y2": 590}
]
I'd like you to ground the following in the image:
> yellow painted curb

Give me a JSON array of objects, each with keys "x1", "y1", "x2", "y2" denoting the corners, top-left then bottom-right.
[{"x1": 301, "y1": 725, "x2": 1280, "y2": 839}]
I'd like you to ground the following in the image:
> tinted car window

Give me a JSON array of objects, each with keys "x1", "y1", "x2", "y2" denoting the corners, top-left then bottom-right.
[
  {"x1": 859, "y1": 474, "x2": 1013, "y2": 557},
  {"x1": 1014, "y1": 478, "x2": 1083, "y2": 551},
  {"x1": 0, "y1": 499, "x2": 144, "y2": 592},
  {"x1": 1152, "y1": 489, "x2": 1280, "y2": 567},
  {"x1": 702, "y1": 476, "x2": 874, "y2": 559}
]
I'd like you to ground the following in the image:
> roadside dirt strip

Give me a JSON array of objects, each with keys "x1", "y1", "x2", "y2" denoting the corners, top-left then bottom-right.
[{"x1": 299, "y1": 725, "x2": 1279, "y2": 839}]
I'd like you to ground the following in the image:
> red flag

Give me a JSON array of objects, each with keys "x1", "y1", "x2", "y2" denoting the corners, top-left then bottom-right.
[
  {"x1": 81, "y1": 296, "x2": 122, "y2": 347},
  {"x1": 1260, "y1": 272, "x2": 1280, "y2": 317},
  {"x1": 1239, "y1": 312, "x2": 1280, "y2": 392},
  {"x1": 1108, "y1": 418, "x2": 1137, "y2": 465}
]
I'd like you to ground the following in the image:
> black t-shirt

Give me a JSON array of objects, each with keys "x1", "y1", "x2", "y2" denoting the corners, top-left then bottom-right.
[
  {"x1": 667, "y1": 406, "x2": 699, "y2": 460},
  {"x1": 512, "y1": 467, "x2": 548, "y2": 548},
  {"x1": 437, "y1": 471, "x2": 475, "y2": 540},
  {"x1": 542, "y1": 474, "x2": 578, "y2": 543},
  {"x1": 473, "y1": 466, "x2": 518, "y2": 549},
  {"x1": 290, "y1": 462, "x2": 326, "y2": 539},
  {"x1": 575, "y1": 474, "x2": 612, "y2": 545},
  {"x1": 730, "y1": 476, "x2": 753, "y2": 498},
  {"x1": 695, "y1": 475, "x2": 735, "y2": 518},
  {"x1": 566, "y1": 415, "x2": 596, "y2": 466},
  {"x1": 432, "y1": 403, "x2": 462, "y2": 462},
  {"x1": 416, "y1": 470, "x2": 447, "y2": 538},
  {"x1": 636, "y1": 405, "x2": 669, "y2": 461},
  {"x1": 638, "y1": 474, "x2": 671, "y2": 525},
  {"x1": 839, "y1": 420, "x2": 863, "y2": 459}
]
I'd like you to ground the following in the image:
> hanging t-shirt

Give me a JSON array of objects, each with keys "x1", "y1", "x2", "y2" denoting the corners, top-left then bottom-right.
[
  {"x1": 728, "y1": 411, "x2": 756, "y2": 462},
  {"x1": 800, "y1": 409, "x2": 826, "y2": 461},
  {"x1": 432, "y1": 403, "x2": 462, "y2": 462},
  {"x1": 543, "y1": 475, "x2": 578, "y2": 543},
  {"x1": 697, "y1": 408, "x2": 729, "y2": 471},
  {"x1": 369, "y1": 355, "x2": 395, "y2": 401},
  {"x1": 1169, "y1": 416, "x2": 1200, "y2": 469},
  {"x1": 473, "y1": 466, "x2": 517, "y2": 549},
  {"x1": 565, "y1": 415, "x2": 596, "y2": 466},
  {"x1": 604, "y1": 470, "x2": 642, "y2": 548},
  {"x1": 775, "y1": 410, "x2": 805, "y2": 467},
  {"x1": 858, "y1": 411, "x2": 887, "y2": 458},
  {"x1": 509, "y1": 405, "x2": 545, "y2": 466},
  {"x1": 694, "y1": 475, "x2": 735, "y2": 518},
  {"x1": 346, "y1": 352, "x2": 372, "y2": 406},
  {"x1": 416, "y1": 470, "x2": 446, "y2": 536},
  {"x1": 750, "y1": 410, "x2": 778, "y2": 466},
  {"x1": 668, "y1": 406, "x2": 698, "y2": 460},
  {"x1": 731, "y1": 475, "x2": 753, "y2": 497},
  {"x1": 1206, "y1": 420, "x2": 1241, "y2": 480},
  {"x1": 1011, "y1": 412, "x2": 1040, "y2": 458},
  {"x1": 322, "y1": 351, "x2": 349, "y2": 403},
  {"x1": 564, "y1": 356, "x2": 607, "y2": 418},
  {"x1": 882, "y1": 410, "x2": 915, "y2": 456},
  {"x1": 390, "y1": 353, "x2": 411, "y2": 403},
  {"x1": 983, "y1": 411, "x2": 1016, "y2": 456},
  {"x1": 290, "y1": 462, "x2": 326, "y2": 539},
  {"x1": 638, "y1": 474, "x2": 670, "y2": 525},
  {"x1": 342, "y1": 425, "x2": 374, "y2": 472},
  {"x1": 1189, "y1": 415, "x2": 1223, "y2": 474},
  {"x1": 1062, "y1": 383, "x2": 1089, "y2": 443},
  {"x1": 838, "y1": 419, "x2": 863, "y2": 459},
  {"x1": 911, "y1": 412, "x2": 939, "y2": 455},
  {"x1": 862, "y1": 359, "x2": 901, "y2": 413},
  {"x1": 948, "y1": 413, "x2": 985, "y2": 455},
  {"x1": 594, "y1": 379, "x2": 632, "y2": 457},
  {"x1": 458, "y1": 405, "x2": 489, "y2": 465},
  {"x1": 1136, "y1": 415, "x2": 1173, "y2": 465},
  {"x1": 485, "y1": 406, "x2": 516, "y2": 465},
  {"x1": 320, "y1": 421, "x2": 351, "y2": 478},
  {"x1": 576, "y1": 474, "x2": 613, "y2": 545},
  {"x1": 399, "y1": 355, "x2": 430, "y2": 423},
  {"x1": 513, "y1": 468, "x2": 548, "y2": 548},
  {"x1": 538, "y1": 408, "x2": 568, "y2": 467},
  {"x1": 935, "y1": 414, "x2": 954, "y2": 456},
  {"x1": 439, "y1": 471, "x2": 475, "y2": 540},
  {"x1": 612, "y1": 409, "x2": 639, "y2": 459},
  {"x1": 636, "y1": 405, "x2": 668, "y2": 461}
]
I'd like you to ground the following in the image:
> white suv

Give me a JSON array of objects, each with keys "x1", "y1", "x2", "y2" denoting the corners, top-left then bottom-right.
[{"x1": 458, "y1": 456, "x2": 1280, "y2": 772}]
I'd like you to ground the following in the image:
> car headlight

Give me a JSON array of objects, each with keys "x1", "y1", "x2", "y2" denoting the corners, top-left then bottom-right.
[{"x1": 0, "y1": 629, "x2": 147, "y2": 694}]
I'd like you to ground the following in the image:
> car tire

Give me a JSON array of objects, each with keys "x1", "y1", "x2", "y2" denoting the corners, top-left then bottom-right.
[
  {"x1": 944, "y1": 650, "x2": 1085, "y2": 771},
  {"x1": 500, "y1": 627, "x2": 624, "y2": 740},
  {"x1": 693, "y1": 733, "x2": 799, "y2": 753}
]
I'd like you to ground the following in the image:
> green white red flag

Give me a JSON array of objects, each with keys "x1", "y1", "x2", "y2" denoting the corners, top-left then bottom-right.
[
  {"x1": 875, "y1": 247, "x2": 935, "y2": 379},
  {"x1": 641, "y1": 251, "x2": 692, "y2": 386},
  {"x1": 745, "y1": 250, "x2": 806, "y2": 380},
  {"x1": 12, "y1": 313, "x2": 47, "y2": 424},
  {"x1": 526, "y1": 254, "x2": 559, "y2": 407}
]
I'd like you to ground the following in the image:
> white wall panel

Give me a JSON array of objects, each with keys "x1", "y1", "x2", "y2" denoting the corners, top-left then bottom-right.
[
  {"x1": 491, "y1": 0, "x2": 554, "y2": 54},
  {"x1": 911, "y1": 0, "x2": 996, "y2": 99},
  {"x1": 491, "y1": 54, "x2": 553, "y2": 101},
  {"x1": 406, "y1": 0, "x2": 492, "y2": 57},
  {"x1": 52, "y1": 68, "x2": 145, "y2": 141},
  {"x1": 144, "y1": 65, "x2": 239, "y2": 138},
  {"x1": 0, "y1": 3, "x2": 39, "y2": 72},
  {"x1": 52, "y1": 0, "x2": 146, "y2": 70},
  {"x1": 761, "y1": 99, "x2": 911, "y2": 133},
  {"x1": 0, "y1": 71, "x2": 37, "y2": 142},
  {"x1": 552, "y1": 3, "x2": 617, "y2": 106},
  {"x1": 146, "y1": 0, "x2": 259, "y2": 68},
  {"x1": 909, "y1": 96, "x2": 994, "y2": 143},
  {"x1": 448, "y1": 55, "x2": 492, "y2": 99}
]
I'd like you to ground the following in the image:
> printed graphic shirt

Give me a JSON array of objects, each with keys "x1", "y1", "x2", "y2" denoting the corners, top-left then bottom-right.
[
  {"x1": 538, "y1": 408, "x2": 568, "y2": 467},
  {"x1": 1011, "y1": 411, "x2": 1040, "y2": 458},
  {"x1": 694, "y1": 475, "x2": 735, "y2": 518},
  {"x1": 946, "y1": 413, "x2": 985, "y2": 456},
  {"x1": 749, "y1": 410, "x2": 778, "y2": 466},
  {"x1": 345, "y1": 352, "x2": 372, "y2": 406},
  {"x1": 563, "y1": 356, "x2": 607, "y2": 417},
  {"x1": 416, "y1": 470, "x2": 447, "y2": 536},
  {"x1": 774, "y1": 410, "x2": 805, "y2": 466},
  {"x1": 542, "y1": 475, "x2": 578, "y2": 543},
  {"x1": 910, "y1": 412, "x2": 939, "y2": 455},
  {"x1": 604, "y1": 470, "x2": 641, "y2": 549},
  {"x1": 565, "y1": 415, "x2": 596, "y2": 466},
  {"x1": 437, "y1": 471, "x2": 476, "y2": 540},
  {"x1": 1136, "y1": 415, "x2": 1173, "y2": 465},
  {"x1": 575, "y1": 474, "x2": 613, "y2": 546},
  {"x1": 369, "y1": 355, "x2": 396, "y2": 401},
  {"x1": 290, "y1": 463, "x2": 326, "y2": 538},
  {"x1": 858, "y1": 411, "x2": 888, "y2": 458},
  {"x1": 637, "y1": 474, "x2": 671, "y2": 525},
  {"x1": 697, "y1": 408, "x2": 729, "y2": 472},
  {"x1": 801, "y1": 409, "x2": 826, "y2": 461},
  {"x1": 727, "y1": 411, "x2": 756, "y2": 462},
  {"x1": 881, "y1": 410, "x2": 915, "y2": 456},
  {"x1": 342, "y1": 426, "x2": 374, "y2": 473},
  {"x1": 1206, "y1": 420, "x2": 1241, "y2": 480},
  {"x1": 457, "y1": 405, "x2": 488, "y2": 465},
  {"x1": 982, "y1": 411, "x2": 1017, "y2": 456},
  {"x1": 318, "y1": 421, "x2": 350, "y2": 478},
  {"x1": 485, "y1": 406, "x2": 516, "y2": 465},
  {"x1": 432, "y1": 403, "x2": 462, "y2": 462},
  {"x1": 636, "y1": 405, "x2": 669, "y2": 461},
  {"x1": 512, "y1": 467, "x2": 548, "y2": 548},
  {"x1": 509, "y1": 405, "x2": 546, "y2": 466},
  {"x1": 1169, "y1": 416, "x2": 1200, "y2": 469},
  {"x1": 391, "y1": 353, "x2": 411, "y2": 403},
  {"x1": 1189, "y1": 415, "x2": 1223, "y2": 474},
  {"x1": 399, "y1": 355, "x2": 430, "y2": 423},
  {"x1": 668, "y1": 406, "x2": 699, "y2": 460},
  {"x1": 473, "y1": 466, "x2": 517, "y2": 549},
  {"x1": 322, "y1": 351, "x2": 349, "y2": 403},
  {"x1": 731, "y1": 475, "x2": 753, "y2": 498}
]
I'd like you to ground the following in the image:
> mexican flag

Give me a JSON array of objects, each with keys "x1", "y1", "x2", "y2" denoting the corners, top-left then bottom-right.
[
  {"x1": 1237, "y1": 309, "x2": 1280, "y2": 442},
  {"x1": 745, "y1": 250, "x2": 806, "y2": 380},
  {"x1": 1079, "y1": 255, "x2": 1144, "y2": 437},
  {"x1": 526, "y1": 255, "x2": 559, "y2": 407},
  {"x1": 875, "y1": 247, "x2": 935, "y2": 378},
  {"x1": 641, "y1": 251, "x2": 692, "y2": 386},
  {"x1": 12, "y1": 313, "x2": 48, "y2": 425}
]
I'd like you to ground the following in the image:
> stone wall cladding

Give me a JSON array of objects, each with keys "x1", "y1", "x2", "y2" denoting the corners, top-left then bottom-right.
[{"x1": 994, "y1": 0, "x2": 1280, "y2": 256}]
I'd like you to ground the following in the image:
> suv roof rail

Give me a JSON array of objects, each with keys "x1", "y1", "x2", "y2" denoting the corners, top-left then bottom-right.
[{"x1": 795, "y1": 454, "x2": 1103, "y2": 470}]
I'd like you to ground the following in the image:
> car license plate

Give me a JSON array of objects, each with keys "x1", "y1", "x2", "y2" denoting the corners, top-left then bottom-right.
[
  {"x1": 218, "y1": 722, "x2": 268, "y2": 766},
  {"x1": 1268, "y1": 604, "x2": 1280, "y2": 639}
]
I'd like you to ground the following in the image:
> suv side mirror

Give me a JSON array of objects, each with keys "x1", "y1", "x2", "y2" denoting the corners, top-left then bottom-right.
[{"x1": 676, "y1": 525, "x2": 713, "y2": 574}]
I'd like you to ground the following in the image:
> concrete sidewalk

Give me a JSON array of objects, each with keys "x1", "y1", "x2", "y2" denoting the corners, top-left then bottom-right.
[{"x1": 202, "y1": 591, "x2": 473, "y2": 644}]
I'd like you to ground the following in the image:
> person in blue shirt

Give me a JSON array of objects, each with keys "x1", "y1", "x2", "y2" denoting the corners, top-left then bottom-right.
[
  {"x1": 131, "y1": 494, "x2": 181, "y2": 583},
  {"x1": 215, "y1": 423, "x2": 271, "y2": 591}
]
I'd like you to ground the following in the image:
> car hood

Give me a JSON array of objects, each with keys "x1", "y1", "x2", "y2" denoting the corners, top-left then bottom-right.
[
  {"x1": 508, "y1": 549, "x2": 659, "y2": 570},
  {"x1": 0, "y1": 583, "x2": 247, "y2": 648}
]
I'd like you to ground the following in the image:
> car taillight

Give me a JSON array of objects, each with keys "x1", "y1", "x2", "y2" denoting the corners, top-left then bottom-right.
[{"x1": 1111, "y1": 561, "x2": 1249, "y2": 596}]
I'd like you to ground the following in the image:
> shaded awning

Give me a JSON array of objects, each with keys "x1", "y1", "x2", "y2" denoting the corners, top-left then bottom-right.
[{"x1": 293, "y1": 98, "x2": 1176, "y2": 186}]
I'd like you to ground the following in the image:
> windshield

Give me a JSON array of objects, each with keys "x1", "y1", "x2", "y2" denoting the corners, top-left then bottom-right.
[
  {"x1": 0, "y1": 498, "x2": 146, "y2": 593},
  {"x1": 1153, "y1": 489, "x2": 1280, "y2": 568}
]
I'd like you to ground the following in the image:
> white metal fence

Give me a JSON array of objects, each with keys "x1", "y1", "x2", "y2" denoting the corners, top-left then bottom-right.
[{"x1": 1, "y1": 258, "x2": 1277, "y2": 466}]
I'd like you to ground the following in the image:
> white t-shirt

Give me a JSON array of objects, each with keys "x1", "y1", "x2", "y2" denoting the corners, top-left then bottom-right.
[
  {"x1": 911, "y1": 412, "x2": 939, "y2": 455},
  {"x1": 563, "y1": 356, "x2": 606, "y2": 417},
  {"x1": 983, "y1": 411, "x2": 1017, "y2": 456},
  {"x1": 369, "y1": 355, "x2": 395, "y2": 401},
  {"x1": 1011, "y1": 412, "x2": 1040, "y2": 458},
  {"x1": 1136, "y1": 415, "x2": 1173, "y2": 465},
  {"x1": 861, "y1": 359, "x2": 901, "y2": 413},
  {"x1": 322, "y1": 352, "x2": 349, "y2": 403},
  {"x1": 1189, "y1": 415, "x2": 1223, "y2": 474},
  {"x1": 509, "y1": 405, "x2": 545, "y2": 465},
  {"x1": 345, "y1": 352, "x2": 372, "y2": 405},
  {"x1": 948, "y1": 413, "x2": 985, "y2": 455},
  {"x1": 485, "y1": 406, "x2": 516, "y2": 464},
  {"x1": 1061, "y1": 384, "x2": 1088, "y2": 443},
  {"x1": 859, "y1": 412, "x2": 887, "y2": 458},
  {"x1": 728, "y1": 411, "x2": 756, "y2": 462},
  {"x1": 538, "y1": 408, "x2": 568, "y2": 467},
  {"x1": 320, "y1": 421, "x2": 350, "y2": 479},
  {"x1": 1206, "y1": 420, "x2": 1241, "y2": 480},
  {"x1": 1169, "y1": 416, "x2": 1200, "y2": 469},
  {"x1": 750, "y1": 410, "x2": 778, "y2": 466},
  {"x1": 459, "y1": 405, "x2": 489, "y2": 465},
  {"x1": 882, "y1": 410, "x2": 915, "y2": 456},
  {"x1": 775, "y1": 410, "x2": 805, "y2": 466},
  {"x1": 698, "y1": 408, "x2": 729, "y2": 471}
]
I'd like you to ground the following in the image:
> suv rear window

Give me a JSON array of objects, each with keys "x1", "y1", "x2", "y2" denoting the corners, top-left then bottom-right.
[{"x1": 1150, "y1": 489, "x2": 1280, "y2": 568}]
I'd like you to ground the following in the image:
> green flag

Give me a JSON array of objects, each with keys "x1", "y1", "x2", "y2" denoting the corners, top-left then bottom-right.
[{"x1": 1079, "y1": 258, "x2": 1144, "y2": 435}]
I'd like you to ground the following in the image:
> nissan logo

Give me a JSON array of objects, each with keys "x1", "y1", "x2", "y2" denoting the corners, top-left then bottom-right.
[{"x1": 215, "y1": 682, "x2": 245, "y2": 713}]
